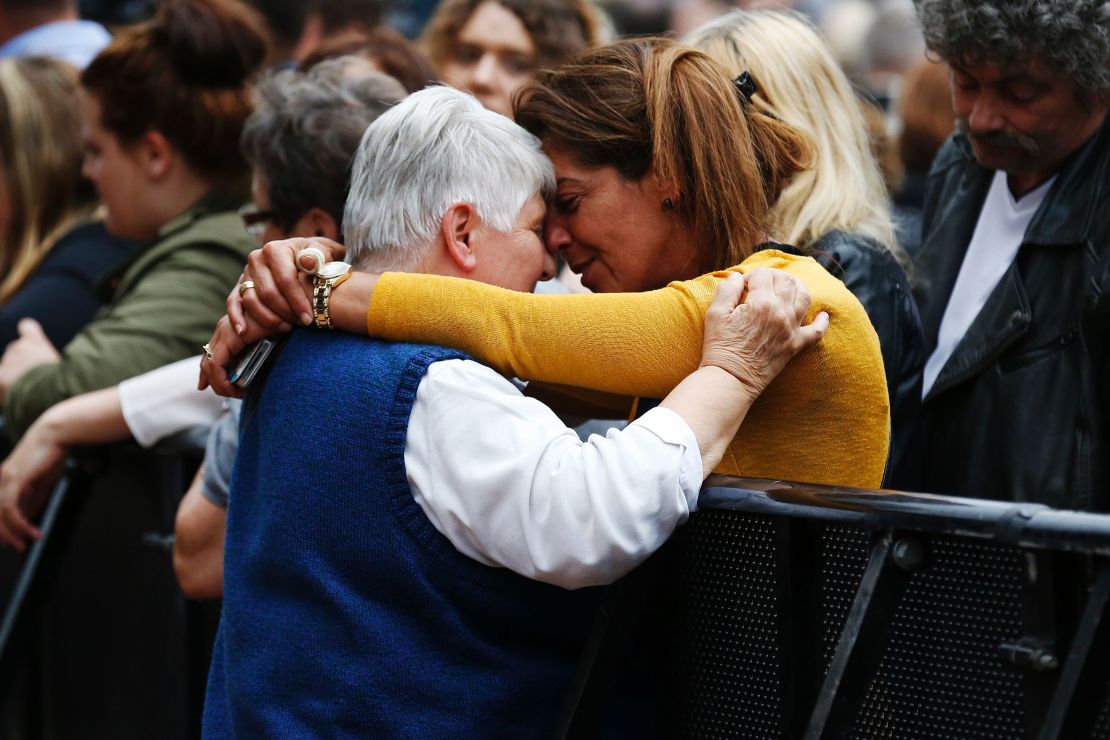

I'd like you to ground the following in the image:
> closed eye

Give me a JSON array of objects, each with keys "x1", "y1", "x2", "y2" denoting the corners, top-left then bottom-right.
[{"x1": 553, "y1": 196, "x2": 580, "y2": 215}]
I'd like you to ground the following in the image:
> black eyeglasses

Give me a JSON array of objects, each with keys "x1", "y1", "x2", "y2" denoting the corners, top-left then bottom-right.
[{"x1": 238, "y1": 205, "x2": 278, "y2": 239}]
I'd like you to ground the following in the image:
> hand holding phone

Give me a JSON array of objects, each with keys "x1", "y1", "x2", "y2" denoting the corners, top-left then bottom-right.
[{"x1": 229, "y1": 337, "x2": 279, "y2": 389}]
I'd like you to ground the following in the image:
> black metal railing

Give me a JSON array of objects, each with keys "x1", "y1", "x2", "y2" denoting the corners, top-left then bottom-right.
[
  {"x1": 618, "y1": 478, "x2": 1110, "y2": 740},
  {"x1": 0, "y1": 440, "x2": 217, "y2": 739},
  {"x1": 3, "y1": 451, "x2": 1109, "y2": 739}
]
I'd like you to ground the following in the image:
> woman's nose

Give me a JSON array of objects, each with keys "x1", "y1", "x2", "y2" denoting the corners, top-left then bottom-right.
[{"x1": 544, "y1": 216, "x2": 572, "y2": 254}]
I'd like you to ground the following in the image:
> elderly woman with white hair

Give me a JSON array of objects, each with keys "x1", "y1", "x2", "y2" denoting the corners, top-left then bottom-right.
[{"x1": 200, "y1": 84, "x2": 825, "y2": 736}]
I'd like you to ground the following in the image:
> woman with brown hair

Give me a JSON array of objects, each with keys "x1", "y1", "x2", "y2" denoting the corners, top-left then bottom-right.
[
  {"x1": 421, "y1": 0, "x2": 605, "y2": 117},
  {"x1": 685, "y1": 9, "x2": 924, "y2": 480},
  {"x1": 0, "y1": 56, "x2": 136, "y2": 348},
  {"x1": 207, "y1": 38, "x2": 892, "y2": 489},
  {"x1": 0, "y1": 0, "x2": 264, "y2": 438}
]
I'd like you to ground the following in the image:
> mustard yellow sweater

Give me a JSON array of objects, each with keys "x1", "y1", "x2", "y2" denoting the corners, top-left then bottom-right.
[{"x1": 367, "y1": 250, "x2": 890, "y2": 488}]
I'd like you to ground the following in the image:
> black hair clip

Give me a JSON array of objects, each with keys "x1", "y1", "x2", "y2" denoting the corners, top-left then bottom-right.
[{"x1": 734, "y1": 71, "x2": 760, "y2": 105}]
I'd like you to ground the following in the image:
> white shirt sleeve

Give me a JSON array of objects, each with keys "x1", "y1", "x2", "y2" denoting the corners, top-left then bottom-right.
[
  {"x1": 405, "y1": 358, "x2": 703, "y2": 590},
  {"x1": 118, "y1": 357, "x2": 226, "y2": 448}
]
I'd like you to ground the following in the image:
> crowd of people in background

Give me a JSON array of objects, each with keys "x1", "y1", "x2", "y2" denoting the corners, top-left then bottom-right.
[{"x1": 0, "y1": 0, "x2": 1106, "y2": 735}]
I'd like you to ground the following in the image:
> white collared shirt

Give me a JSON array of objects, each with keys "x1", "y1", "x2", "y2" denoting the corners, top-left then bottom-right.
[{"x1": 406, "y1": 359, "x2": 703, "y2": 590}]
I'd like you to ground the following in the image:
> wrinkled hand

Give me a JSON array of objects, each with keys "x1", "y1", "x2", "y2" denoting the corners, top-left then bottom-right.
[
  {"x1": 700, "y1": 269, "x2": 829, "y2": 397},
  {"x1": 0, "y1": 422, "x2": 67, "y2": 550},
  {"x1": 0, "y1": 319, "x2": 61, "y2": 401},
  {"x1": 199, "y1": 236, "x2": 344, "y2": 396},
  {"x1": 229, "y1": 236, "x2": 345, "y2": 334}
]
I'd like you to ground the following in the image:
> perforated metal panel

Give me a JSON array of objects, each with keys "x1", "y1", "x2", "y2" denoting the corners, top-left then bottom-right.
[
  {"x1": 849, "y1": 536, "x2": 1026, "y2": 739},
  {"x1": 677, "y1": 510, "x2": 783, "y2": 739},
  {"x1": 1093, "y1": 673, "x2": 1110, "y2": 739},
  {"x1": 639, "y1": 486, "x2": 1110, "y2": 740},
  {"x1": 819, "y1": 525, "x2": 871, "y2": 670}
]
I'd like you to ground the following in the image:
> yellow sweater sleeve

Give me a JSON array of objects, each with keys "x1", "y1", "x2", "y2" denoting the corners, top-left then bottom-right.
[{"x1": 368, "y1": 249, "x2": 890, "y2": 488}]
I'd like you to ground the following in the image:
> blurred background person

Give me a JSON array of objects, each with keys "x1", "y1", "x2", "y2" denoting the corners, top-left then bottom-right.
[
  {"x1": 669, "y1": 0, "x2": 813, "y2": 37},
  {"x1": 78, "y1": 0, "x2": 152, "y2": 25},
  {"x1": 0, "y1": 1, "x2": 266, "y2": 734},
  {"x1": 302, "y1": 24, "x2": 438, "y2": 93},
  {"x1": 240, "y1": 58, "x2": 403, "y2": 249},
  {"x1": 0, "y1": 0, "x2": 110, "y2": 69},
  {"x1": 858, "y1": 0, "x2": 924, "y2": 112},
  {"x1": 894, "y1": 57, "x2": 955, "y2": 256},
  {"x1": 315, "y1": 0, "x2": 387, "y2": 48},
  {"x1": 818, "y1": 0, "x2": 875, "y2": 84},
  {"x1": 0, "y1": 0, "x2": 265, "y2": 438},
  {"x1": 686, "y1": 9, "x2": 923, "y2": 477},
  {"x1": 420, "y1": 0, "x2": 607, "y2": 118},
  {"x1": 0, "y1": 57, "x2": 406, "y2": 571},
  {"x1": 0, "y1": 56, "x2": 136, "y2": 349},
  {"x1": 248, "y1": 0, "x2": 318, "y2": 67}
]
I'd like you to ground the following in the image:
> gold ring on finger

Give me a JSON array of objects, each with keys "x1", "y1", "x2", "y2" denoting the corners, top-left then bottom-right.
[{"x1": 239, "y1": 280, "x2": 256, "y2": 296}]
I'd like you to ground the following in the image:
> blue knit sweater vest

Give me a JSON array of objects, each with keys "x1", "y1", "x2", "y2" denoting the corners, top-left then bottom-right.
[{"x1": 202, "y1": 330, "x2": 604, "y2": 739}]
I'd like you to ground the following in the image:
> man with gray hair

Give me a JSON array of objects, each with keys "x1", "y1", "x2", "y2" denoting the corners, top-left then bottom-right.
[
  {"x1": 201, "y1": 85, "x2": 822, "y2": 737},
  {"x1": 897, "y1": 0, "x2": 1110, "y2": 509},
  {"x1": 239, "y1": 55, "x2": 405, "y2": 248}
]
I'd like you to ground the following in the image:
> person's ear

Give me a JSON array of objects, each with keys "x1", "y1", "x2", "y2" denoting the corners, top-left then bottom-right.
[
  {"x1": 137, "y1": 130, "x2": 174, "y2": 181},
  {"x1": 646, "y1": 167, "x2": 680, "y2": 211},
  {"x1": 439, "y1": 202, "x2": 479, "y2": 273},
  {"x1": 300, "y1": 207, "x2": 340, "y2": 241}
]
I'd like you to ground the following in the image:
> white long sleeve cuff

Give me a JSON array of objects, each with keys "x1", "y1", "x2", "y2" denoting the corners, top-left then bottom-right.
[{"x1": 119, "y1": 356, "x2": 225, "y2": 448}]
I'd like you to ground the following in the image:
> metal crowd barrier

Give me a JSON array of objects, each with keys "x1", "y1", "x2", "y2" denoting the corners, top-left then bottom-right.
[
  {"x1": 0, "y1": 439, "x2": 217, "y2": 740},
  {"x1": 2, "y1": 449, "x2": 1108, "y2": 739},
  {"x1": 576, "y1": 477, "x2": 1110, "y2": 740}
]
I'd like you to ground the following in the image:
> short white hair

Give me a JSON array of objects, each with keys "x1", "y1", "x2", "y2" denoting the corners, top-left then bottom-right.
[{"x1": 343, "y1": 85, "x2": 555, "y2": 271}]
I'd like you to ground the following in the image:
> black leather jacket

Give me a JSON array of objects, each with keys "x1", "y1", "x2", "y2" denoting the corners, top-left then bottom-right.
[
  {"x1": 808, "y1": 231, "x2": 925, "y2": 483},
  {"x1": 894, "y1": 120, "x2": 1110, "y2": 510}
]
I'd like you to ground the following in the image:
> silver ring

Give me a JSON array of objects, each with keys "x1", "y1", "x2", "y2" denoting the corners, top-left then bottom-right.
[
  {"x1": 239, "y1": 280, "x2": 256, "y2": 296},
  {"x1": 202, "y1": 343, "x2": 214, "y2": 361}
]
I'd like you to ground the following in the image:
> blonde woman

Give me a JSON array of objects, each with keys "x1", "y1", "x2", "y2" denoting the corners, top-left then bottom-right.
[
  {"x1": 0, "y1": 56, "x2": 136, "y2": 348},
  {"x1": 687, "y1": 10, "x2": 924, "y2": 477}
]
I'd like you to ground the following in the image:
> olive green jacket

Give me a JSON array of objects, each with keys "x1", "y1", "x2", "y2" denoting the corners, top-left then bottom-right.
[{"x1": 3, "y1": 195, "x2": 253, "y2": 439}]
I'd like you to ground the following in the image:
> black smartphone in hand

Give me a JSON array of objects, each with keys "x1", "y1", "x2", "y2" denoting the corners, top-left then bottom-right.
[{"x1": 229, "y1": 337, "x2": 278, "y2": 389}]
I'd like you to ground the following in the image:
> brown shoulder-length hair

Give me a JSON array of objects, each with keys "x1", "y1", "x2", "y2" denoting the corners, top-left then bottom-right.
[
  {"x1": 421, "y1": 0, "x2": 603, "y2": 71},
  {"x1": 0, "y1": 57, "x2": 96, "y2": 303},
  {"x1": 515, "y1": 37, "x2": 812, "y2": 272},
  {"x1": 80, "y1": 0, "x2": 268, "y2": 182}
]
